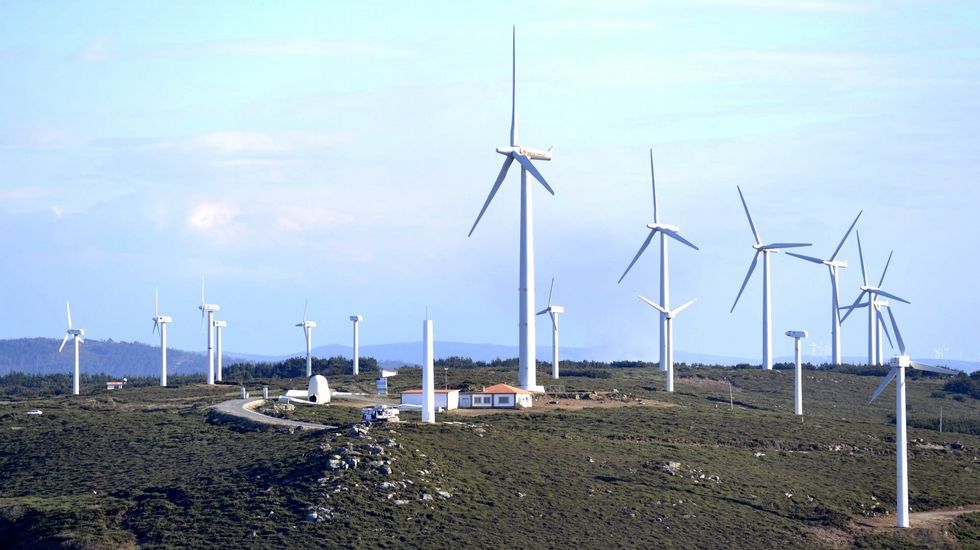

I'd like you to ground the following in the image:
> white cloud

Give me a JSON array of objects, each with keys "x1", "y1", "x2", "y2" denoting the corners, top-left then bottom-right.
[
  {"x1": 74, "y1": 36, "x2": 110, "y2": 62},
  {"x1": 187, "y1": 202, "x2": 241, "y2": 231},
  {"x1": 150, "y1": 131, "x2": 344, "y2": 157}
]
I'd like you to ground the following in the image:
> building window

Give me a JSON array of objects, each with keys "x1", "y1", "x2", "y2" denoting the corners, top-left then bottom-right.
[{"x1": 498, "y1": 396, "x2": 511, "y2": 405}]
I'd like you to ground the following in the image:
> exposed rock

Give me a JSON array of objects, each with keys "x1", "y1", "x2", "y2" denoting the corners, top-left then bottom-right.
[
  {"x1": 369, "y1": 460, "x2": 385, "y2": 469},
  {"x1": 379, "y1": 481, "x2": 398, "y2": 491},
  {"x1": 662, "y1": 462, "x2": 681, "y2": 475},
  {"x1": 379, "y1": 465, "x2": 392, "y2": 477},
  {"x1": 754, "y1": 452, "x2": 766, "y2": 458},
  {"x1": 421, "y1": 493, "x2": 434, "y2": 501},
  {"x1": 436, "y1": 489, "x2": 452, "y2": 499},
  {"x1": 394, "y1": 499, "x2": 409, "y2": 505},
  {"x1": 344, "y1": 456, "x2": 359, "y2": 470},
  {"x1": 516, "y1": 492, "x2": 526, "y2": 498},
  {"x1": 327, "y1": 458, "x2": 344, "y2": 472}
]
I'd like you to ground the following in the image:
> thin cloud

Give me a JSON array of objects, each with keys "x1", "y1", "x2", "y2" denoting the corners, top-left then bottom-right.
[
  {"x1": 156, "y1": 37, "x2": 410, "y2": 60},
  {"x1": 73, "y1": 36, "x2": 111, "y2": 62}
]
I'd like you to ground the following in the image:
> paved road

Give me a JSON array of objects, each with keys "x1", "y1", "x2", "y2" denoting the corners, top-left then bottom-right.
[{"x1": 211, "y1": 398, "x2": 337, "y2": 431}]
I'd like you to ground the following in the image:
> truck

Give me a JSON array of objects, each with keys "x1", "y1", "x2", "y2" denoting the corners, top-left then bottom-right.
[{"x1": 360, "y1": 405, "x2": 400, "y2": 424}]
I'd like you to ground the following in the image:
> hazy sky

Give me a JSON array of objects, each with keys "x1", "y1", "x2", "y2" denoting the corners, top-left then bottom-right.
[{"x1": 1, "y1": 1, "x2": 978, "y2": 362}]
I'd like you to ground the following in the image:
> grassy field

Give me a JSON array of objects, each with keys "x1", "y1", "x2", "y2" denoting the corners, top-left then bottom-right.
[{"x1": 0, "y1": 365, "x2": 977, "y2": 548}]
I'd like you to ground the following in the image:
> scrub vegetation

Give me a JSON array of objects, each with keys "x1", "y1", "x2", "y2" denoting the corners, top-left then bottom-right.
[{"x1": 0, "y1": 364, "x2": 977, "y2": 548}]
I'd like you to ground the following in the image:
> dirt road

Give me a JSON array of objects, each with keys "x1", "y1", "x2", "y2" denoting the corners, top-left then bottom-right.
[{"x1": 211, "y1": 398, "x2": 337, "y2": 431}]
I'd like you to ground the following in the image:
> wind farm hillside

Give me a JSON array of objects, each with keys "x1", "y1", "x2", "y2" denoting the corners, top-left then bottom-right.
[{"x1": 1, "y1": 365, "x2": 977, "y2": 548}]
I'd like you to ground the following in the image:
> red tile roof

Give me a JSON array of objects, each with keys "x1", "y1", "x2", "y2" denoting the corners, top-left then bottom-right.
[{"x1": 477, "y1": 384, "x2": 532, "y2": 395}]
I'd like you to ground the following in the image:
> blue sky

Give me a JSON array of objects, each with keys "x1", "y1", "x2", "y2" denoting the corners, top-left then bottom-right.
[{"x1": 1, "y1": 0, "x2": 978, "y2": 362}]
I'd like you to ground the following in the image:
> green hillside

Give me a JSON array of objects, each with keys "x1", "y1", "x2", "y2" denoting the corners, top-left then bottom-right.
[{"x1": 0, "y1": 365, "x2": 977, "y2": 548}]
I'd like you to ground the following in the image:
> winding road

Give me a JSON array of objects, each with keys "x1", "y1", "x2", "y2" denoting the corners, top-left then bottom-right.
[{"x1": 211, "y1": 397, "x2": 337, "y2": 431}]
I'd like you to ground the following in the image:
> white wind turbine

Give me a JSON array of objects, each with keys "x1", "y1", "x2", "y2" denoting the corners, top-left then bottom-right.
[
  {"x1": 198, "y1": 278, "x2": 220, "y2": 385},
  {"x1": 213, "y1": 319, "x2": 227, "y2": 382},
  {"x1": 58, "y1": 300, "x2": 84, "y2": 396},
  {"x1": 536, "y1": 278, "x2": 564, "y2": 379},
  {"x1": 869, "y1": 307, "x2": 957, "y2": 528},
  {"x1": 840, "y1": 232, "x2": 909, "y2": 366},
  {"x1": 785, "y1": 211, "x2": 862, "y2": 365},
  {"x1": 468, "y1": 26, "x2": 555, "y2": 392},
  {"x1": 350, "y1": 315, "x2": 363, "y2": 375},
  {"x1": 638, "y1": 296, "x2": 696, "y2": 392},
  {"x1": 730, "y1": 186, "x2": 812, "y2": 370},
  {"x1": 618, "y1": 149, "x2": 698, "y2": 372},
  {"x1": 296, "y1": 301, "x2": 317, "y2": 378},
  {"x1": 152, "y1": 289, "x2": 173, "y2": 387}
]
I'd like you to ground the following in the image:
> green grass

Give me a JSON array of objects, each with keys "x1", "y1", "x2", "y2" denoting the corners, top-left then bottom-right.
[{"x1": 0, "y1": 366, "x2": 977, "y2": 548}]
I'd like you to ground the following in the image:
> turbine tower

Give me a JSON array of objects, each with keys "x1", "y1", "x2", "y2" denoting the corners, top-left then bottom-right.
[
  {"x1": 468, "y1": 26, "x2": 555, "y2": 392},
  {"x1": 730, "y1": 186, "x2": 812, "y2": 370},
  {"x1": 152, "y1": 289, "x2": 173, "y2": 387},
  {"x1": 350, "y1": 315, "x2": 363, "y2": 376},
  {"x1": 422, "y1": 315, "x2": 435, "y2": 424},
  {"x1": 785, "y1": 330, "x2": 808, "y2": 415},
  {"x1": 58, "y1": 301, "x2": 85, "y2": 396},
  {"x1": 296, "y1": 301, "x2": 317, "y2": 378},
  {"x1": 638, "y1": 296, "x2": 696, "y2": 392},
  {"x1": 785, "y1": 211, "x2": 862, "y2": 365},
  {"x1": 840, "y1": 233, "x2": 909, "y2": 366},
  {"x1": 213, "y1": 320, "x2": 227, "y2": 382},
  {"x1": 198, "y1": 278, "x2": 220, "y2": 385},
  {"x1": 868, "y1": 307, "x2": 956, "y2": 528},
  {"x1": 536, "y1": 277, "x2": 564, "y2": 379},
  {"x1": 618, "y1": 149, "x2": 699, "y2": 372}
]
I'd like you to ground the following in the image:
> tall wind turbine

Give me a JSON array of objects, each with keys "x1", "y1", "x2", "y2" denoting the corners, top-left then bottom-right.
[
  {"x1": 59, "y1": 301, "x2": 84, "y2": 396},
  {"x1": 296, "y1": 301, "x2": 316, "y2": 377},
  {"x1": 730, "y1": 186, "x2": 812, "y2": 370},
  {"x1": 213, "y1": 320, "x2": 227, "y2": 382},
  {"x1": 198, "y1": 278, "x2": 220, "y2": 385},
  {"x1": 638, "y1": 296, "x2": 696, "y2": 392},
  {"x1": 350, "y1": 315, "x2": 363, "y2": 376},
  {"x1": 536, "y1": 277, "x2": 564, "y2": 379},
  {"x1": 468, "y1": 26, "x2": 555, "y2": 392},
  {"x1": 618, "y1": 150, "x2": 698, "y2": 372},
  {"x1": 152, "y1": 290, "x2": 173, "y2": 387},
  {"x1": 869, "y1": 307, "x2": 956, "y2": 528},
  {"x1": 785, "y1": 211, "x2": 862, "y2": 365},
  {"x1": 840, "y1": 233, "x2": 909, "y2": 366}
]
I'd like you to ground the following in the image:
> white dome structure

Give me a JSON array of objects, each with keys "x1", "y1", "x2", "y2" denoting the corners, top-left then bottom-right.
[{"x1": 308, "y1": 375, "x2": 331, "y2": 404}]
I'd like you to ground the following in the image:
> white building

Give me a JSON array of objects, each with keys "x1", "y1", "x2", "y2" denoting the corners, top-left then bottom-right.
[
  {"x1": 401, "y1": 388, "x2": 460, "y2": 411},
  {"x1": 459, "y1": 384, "x2": 533, "y2": 409}
]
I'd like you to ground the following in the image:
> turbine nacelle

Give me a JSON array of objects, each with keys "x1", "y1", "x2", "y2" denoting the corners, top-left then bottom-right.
[
  {"x1": 212, "y1": 320, "x2": 227, "y2": 328},
  {"x1": 68, "y1": 329, "x2": 84, "y2": 337},
  {"x1": 350, "y1": 315, "x2": 364, "y2": 323},
  {"x1": 827, "y1": 259, "x2": 848, "y2": 269},
  {"x1": 890, "y1": 355, "x2": 912, "y2": 368},
  {"x1": 495, "y1": 145, "x2": 552, "y2": 161},
  {"x1": 646, "y1": 222, "x2": 680, "y2": 233},
  {"x1": 537, "y1": 305, "x2": 564, "y2": 315},
  {"x1": 153, "y1": 315, "x2": 173, "y2": 324},
  {"x1": 200, "y1": 304, "x2": 220, "y2": 313},
  {"x1": 296, "y1": 321, "x2": 317, "y2": 329}
]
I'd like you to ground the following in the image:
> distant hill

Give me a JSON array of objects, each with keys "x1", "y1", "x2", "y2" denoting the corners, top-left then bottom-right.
[{"x1": 1, "y1": 337, "x2": 975, "y2": 376}]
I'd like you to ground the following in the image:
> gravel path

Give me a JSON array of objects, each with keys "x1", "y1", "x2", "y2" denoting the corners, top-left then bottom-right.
[{"x1": 211, "y1": 397, "x2": 337, "y2": 431}]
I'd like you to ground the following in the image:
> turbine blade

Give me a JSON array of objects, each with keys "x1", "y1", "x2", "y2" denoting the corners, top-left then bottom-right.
[
  {"x1": 839, "y1": 291, "x2": 868, "y2": 323},
  {"x1": 548, "y1": 277, "x2": 555, "y2": 306},
  {"x1": 877, "y1": 308, "x2": 893, "y2": 348},
  {"x1": 513, "y1": 153, "x2": 554, "y2": 195},
  {"x1": 869, "y1": 367, "x2": 898, "y2": 404},
  {"x1": 885, "y1": 306, "x2": 906, "y2": 356},
  {"x1": 839, "y1": 301, "x2": 870, "y2": 311},
  {"x1": 59, "y1": 333, "x2": 70, "y2": 353},
  {"x1": 830, "y1": 210, "x2": 863, "y2": 261},
  {"x1": 856, "y1": 231, "x2": 868, "y2": 286},
  {"x1": 536, "y1": 308, "x2": 549, "y2": 316},
  {"x1": 760, "y1": 242, "x2": 812, "y2": 250},
  {"x1": 736, "y1": 186, "x2": 761, "y2": 245},
  {"x1": 468, "y1": 156, "x2": 514, "y2": 237},
  {"x1": 77, "y1": 336, "x2": 84, "y2": 344},
  {"x1": 303, "y1": 299, "x2": 308, "y2": 323},
  {"x1": 153, "y1": 320, "x2": 159, "y2": 335},
  {"x1": 510, "y1": 25, "x2": 517, "y2": 147},
  {"x1": 874, "y1": 289, "x2": 910, "y2": 305},
  {"x1": 201, "y1": 276, "x2": 205, "y2": 306},
  {"x1": 730, "y1": 251, "x2": 760, "y2": 313},
  {"x1": 66, "y1": 301, "x2": 72, "y2": 329},
  {"x1": 878, "y1": 250, "x2": 893, "y2": 287},
  {"x1": 662, "y1": 228, "x2": 699, "y2": 251},
  {"x1": 649, "y1": 148, "x2": 658, "y2": 224},
  {"x1": 155, "y1": 287, "x2": 159, "y2": 317},
  {"x1": 785, "y1": 251, "x2": 824, "y2": 264},
  {"x1": 618, "y1": 230, "x2": 656, "y2": 284},
  {"x1": 638, "y1": 295, "x2": 668, "y2": 315},
  {"x1": 910, "y1": 362, "x2": 958, "y2": 375},
  {"x1": 673, "y1": 298, "x2": 697, "y2": 316}
]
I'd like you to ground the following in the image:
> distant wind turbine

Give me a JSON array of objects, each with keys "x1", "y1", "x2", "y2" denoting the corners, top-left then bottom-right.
[
  {"x1": 213, "y1": 320, "x2": 227, "y2": 382},
  {"x1": 730, "y1": 186, "x2": 812, "y2": 370},
  {"x1": 198, "y1": 277, "x2": 220, "y2": 385},
  {"x1": 638, "y1": 296, "x2": 696, "y2": 392},
  {"x1": 296, "y1": 301, "x2": 317, "y2": 378},
  {"x1": 536, "y1": 278, "x2": 565, "y2": 379},
  {"x1": 350, "y1": 315, "x2": 363, "y2": 376},
  {"x1": 468, "y1": 26, "x2": 555, "y2": 392},
  {"x1": 785, "y1": 211, "x2": 862, "y2": 365},
  {"x1": 618, "y1": 150, "x2": 698, "y2": 373},
  {"x1": 840, "y1": 233, "x2": 909, "y2": 366},
  {"x1": 869, "y1": 307, "x2": 956, "y2": 528},
  {"x1": 58, "y1": 300, "x2": 84, "y2": 396},
  {"x1": 152, "y1": 289, "x2": 173, "y2": 387}
]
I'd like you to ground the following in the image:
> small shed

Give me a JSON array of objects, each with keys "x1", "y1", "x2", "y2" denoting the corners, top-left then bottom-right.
[
  {"x1": 106, "y1": 381, "x2": 125, "y2": 391},
  {"x1": 400, "y1": 389, "x2": 460, "y2": 411},
  {"x1": 459, "y1": 384, "x2": 533, "y2": 409}
]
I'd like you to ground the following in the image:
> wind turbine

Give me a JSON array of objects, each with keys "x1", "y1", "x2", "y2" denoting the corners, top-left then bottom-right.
[
  {"x1": 785, "y1": 211, "x2": 862, "y2": 365},
  {"x1": 198, "y1": 278, "x2": 220, "y2": 385},
  {"x1": 536, "y1": 277, "x2": 564, "y2": 379},
  {"x1": 638, "y1": 296, "x2": 696, "y2": 392},
  {"x1": 840, "y1": 232, "x2": 909, "y2": 366},
  {"x1": 468, "y1": 26, "x2": 555, "y2": 392},
  {"x1": 869, "y1": 307, "x2": 957, "y2": 528},
  {"x1": 213, "y1": 320, "x2": 227, "y2": 382},
  {"x1": 152, "y1": 289, "x2": 173, "y2": 387},
  {"x1": 730, "y1": 186, "x2": 812, "y2": 370},
  {"x1": 350, "y1": 315, "x2": 363, "y2": 376},
  {"x1": 296, "y1": 301, "x2": 317, "y2": 378},
  {"x1": 618, "y1": 150, "x2": 698, "y2": 373},
  {"x1": 58, "y1": 301, "x2": 84, "y2": 396}
]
